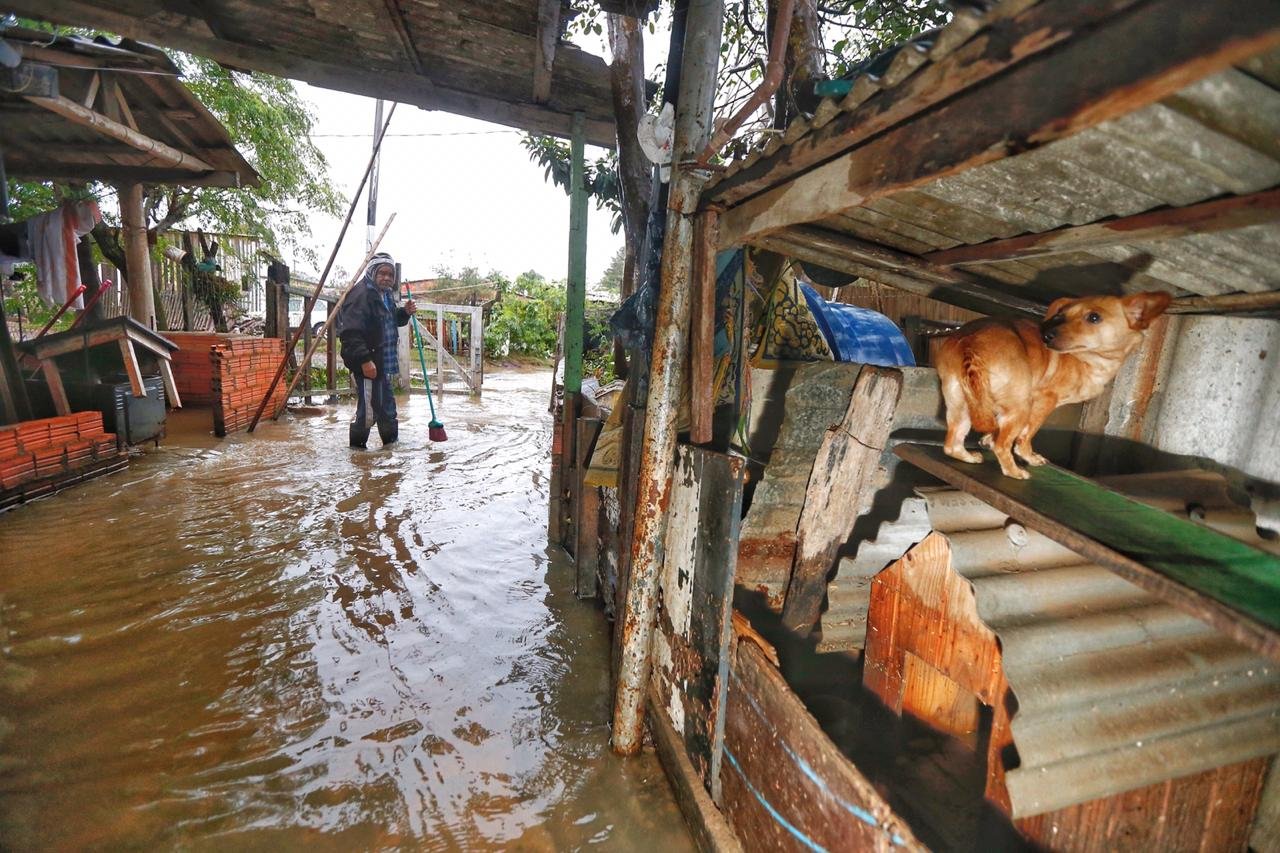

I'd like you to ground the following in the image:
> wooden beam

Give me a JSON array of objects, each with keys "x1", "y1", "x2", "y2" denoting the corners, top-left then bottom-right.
[
  {"x1": 40, "y1": 360, "x2": 71, "y2": 416},
  {"x1": 1168, "y1": 290, "x2": 1280, "y2": 315},
  {"x1": 109, "y1": 78, "x2": 139, "y2": 131},
  {"x1": 381, "y1": 0, "x2": 426, "y2": 75},
  {"x1": 756, "y1": 225, "x2": 1049, "y2": 317},
  {"x1": 707, "y1": 0, "x2": 1148, "y2": 207},
  {"x1": 716, "y1": 0, "x2": 1280, "y2": 247},
  {"x1": 926, "y1": 187, "x2": 1280, "y2": 266},
  {"x1": 689, "y1": 208, "x2": 719, "y2": 444},
  {"x1": 24, "y1": 94, "x2": 214, "y2": 171},
  {"x1": 118, "y1": 338, "x2": 146, "y2": 398},
  {"x1": 781, "y1": 366, "x2": 902, "y2": 637},
  {"x1": 895, "y1": 443, "x2": 1280, "y2": 662},
  {"x1": 158, "y1": 359, "x2": 182, "y2": 409},
  {"x1": 6, "y1": 0, "x2": 618, "y2": 147},
  {"x1": 533, "y1": 0, "x2": 561, "y2": 104},
  {"x1": 82, "y1": 71, "x2": 100, "y2": 108}
]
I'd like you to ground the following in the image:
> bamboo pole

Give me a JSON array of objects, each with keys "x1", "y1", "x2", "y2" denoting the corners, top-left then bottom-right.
[
  {"x1": 272, "y1": 216, "x2": 396, "y2": 415},
  {"x1": 612, "y1": 0, "x2": 724, "y2": 757},
  {"x1": 246, "y1": 103, "x2": 398, "y2": 433}
]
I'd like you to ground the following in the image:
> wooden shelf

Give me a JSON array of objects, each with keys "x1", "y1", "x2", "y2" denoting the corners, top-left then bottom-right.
[{"x1": 894, "y1": 443, "x2": 1280, "y2": 661}]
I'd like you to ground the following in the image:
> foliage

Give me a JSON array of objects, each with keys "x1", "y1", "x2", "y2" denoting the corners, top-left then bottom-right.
[
  {"x1": 427, "y1": 265, "x2": 507, "y2": 306},
  {"x1": 1, "y1": 270, "x2": 74, "y2": 338},
  {"x1": 583, "y1": 304, "x2": 618, "y2": 383},
  {"x1": 597, "y1": 245, "x2": 626, "y2": 296},
  {"x1": 520, "y1": 135, "x2": 624, "y2": 235},
  {"x1": 483, "y1": 271, "x2": 567, "y2": 359}
]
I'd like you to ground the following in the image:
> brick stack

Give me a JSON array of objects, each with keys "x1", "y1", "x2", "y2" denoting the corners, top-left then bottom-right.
[
  {"x1": 0, "y1": 411, "x2": 128, "y2": 510},
  {"x1": 211, "y1": 337, "x2": 287, "y2": 436},
  {"x1": 166, "y1": 331, "x2": 238, "y2": 405}
]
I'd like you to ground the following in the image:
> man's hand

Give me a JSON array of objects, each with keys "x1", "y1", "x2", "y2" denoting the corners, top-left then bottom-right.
[
  {"x1": 405, "y1": 299, "x2": 417, "y2": 315},
  {"x1": 362, "y1": 361, "x2": 378, "y2": 379}
]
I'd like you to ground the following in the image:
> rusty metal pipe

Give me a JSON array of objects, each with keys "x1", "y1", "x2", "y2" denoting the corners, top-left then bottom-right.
[
  {"x1": 695, "y1": 0, "x2": 795, "y2": 167},
  {"x1": 612, "y1": 0, "x2": 724, "y2": 757}
]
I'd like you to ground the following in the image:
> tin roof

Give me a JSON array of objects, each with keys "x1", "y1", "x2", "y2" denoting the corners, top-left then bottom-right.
[
  {"x1": 6, "y1": 0, "x2": 619, "y2": 147},
  {"x1": 705, "y1": 0, "x2": 1280, "y2": 311}
]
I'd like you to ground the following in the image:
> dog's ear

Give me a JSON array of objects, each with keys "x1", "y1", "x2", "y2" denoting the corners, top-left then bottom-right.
[
  {"x1": 1044, "y1": 297, "x2": 1073, "y2": 321},
  {"x1": 1121, "y1": 291, "x2": 1173, "y2": 329}
]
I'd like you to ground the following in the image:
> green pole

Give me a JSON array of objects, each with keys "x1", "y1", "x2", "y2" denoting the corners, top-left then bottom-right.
[{"x1": 564, "y1": 111, "x2": 587, "y2": 396}]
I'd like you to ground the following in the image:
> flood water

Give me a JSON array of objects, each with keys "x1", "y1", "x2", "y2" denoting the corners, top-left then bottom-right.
[{"x1": 0, "y1": 368, "x2": 692, "y2": 850}]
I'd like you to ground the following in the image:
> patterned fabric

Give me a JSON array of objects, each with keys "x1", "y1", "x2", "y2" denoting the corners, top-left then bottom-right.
[
  {"x1": 799, "y1": 283, "x2": 915, "y2": 367},
  {"x1": 751, "y1": 263, "x2": 834, "y2": 367},
  {"x1": 378, "y1": 285, "x2": 400, "y2": 375}
]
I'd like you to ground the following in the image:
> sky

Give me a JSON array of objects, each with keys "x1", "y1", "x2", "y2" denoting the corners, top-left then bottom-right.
[
  {"x1": 285, "y1": 19, "x2": 672, "y2": 290},
  {"x1": 288, "y1": 88, "x2": 623, "y2": 289}
]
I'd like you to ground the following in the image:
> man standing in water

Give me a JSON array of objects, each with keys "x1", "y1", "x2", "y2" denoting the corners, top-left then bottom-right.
[{"x1": 337, "y1": 253, "x2": 416, "y2": 448}]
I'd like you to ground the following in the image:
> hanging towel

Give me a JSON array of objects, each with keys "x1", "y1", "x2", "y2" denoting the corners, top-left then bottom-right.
[{"x1": 28, "y1": 200, "x2": 101, "y2": 308}]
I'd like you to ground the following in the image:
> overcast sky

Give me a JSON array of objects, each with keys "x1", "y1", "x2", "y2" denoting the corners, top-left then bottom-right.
[
  {"x1": 288, "y1": 88, "x2": 622, "y2": 288},
  {"x1": 285, "y1": 20, "x2": 672, "y2": 290}
]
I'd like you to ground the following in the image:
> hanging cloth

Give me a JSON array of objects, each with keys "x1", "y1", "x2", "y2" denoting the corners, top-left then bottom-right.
[{"x1": 28, "y1": 200, "x2": 101, "y2": 308}]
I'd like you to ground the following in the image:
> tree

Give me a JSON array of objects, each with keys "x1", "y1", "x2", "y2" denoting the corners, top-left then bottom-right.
[{"x1": 598, "y1": 245, "x2": 626, "y2": 296}]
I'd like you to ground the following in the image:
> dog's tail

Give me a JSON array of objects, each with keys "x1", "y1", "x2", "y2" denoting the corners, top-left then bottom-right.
[{"x1": 959, "y1": 348, "x2": 997, "y2": 433}]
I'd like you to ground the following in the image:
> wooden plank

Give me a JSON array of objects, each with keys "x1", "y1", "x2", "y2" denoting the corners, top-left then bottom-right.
[
  {"x1": 655, "y1": 445, "x2": 746, "y2": 795},
  {"x1": 717, "y1": 0, "x2": 1280, "y2": 248},
  {"x1": 381, "y1": 0, "x2": 425, "y2": 75},
  {"x1": 720, "y1": 640, "x2": 924, "y2": 851},
  {"x1": 158, "y1": 358, "x2": 182, "y2": 409},
  {"x1": 24, "y1": 94, "x2": 213, "y2": 171},
  {"x1": 1015, "y1": 757, "x2": 1268, "y2": 851},
  {"x1": 781, "y1": 366, "x2": 902, "y2": 636},
  {"x1": 689, "y1": 208, "x2": 719, "y2": 444},
  {"x1": 706, "y1": 0, "x2": 1147, "y2": 207},
  {"x1": 894, "y1": 443, "x2": 1280, "y2": 660},
  {"x1": 118, "y1": 338, "x2": 145, "y2": 398},
  {"x1": 532, "y1": 0, "x2": 560, "y2": 103},
  {"x1": 574, "y1": 417, "x2": 602, "y2": 598},
  {"x1": 40, "y1": 360, "x2": 71, "y2": 416},
  {"x1": 925, "y1": 186, "x2": 1280, "y2": 266},
  {"x1": 647, "y1": 686, "x2": 745, "y2": 853}
]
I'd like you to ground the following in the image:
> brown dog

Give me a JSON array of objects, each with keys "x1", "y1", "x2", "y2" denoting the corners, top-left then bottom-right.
[{"x1": 935, "y1": 291, "x2": 1172, "y2": 479}]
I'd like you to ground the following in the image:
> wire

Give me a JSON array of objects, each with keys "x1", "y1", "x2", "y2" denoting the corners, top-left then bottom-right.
[{"x1": 310, "y1": 129, "x2": 523, "y2": 138}]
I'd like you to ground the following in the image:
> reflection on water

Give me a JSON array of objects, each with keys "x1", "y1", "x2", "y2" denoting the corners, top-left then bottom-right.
[{"x1": 0, "y1": 369, "x2": 691, "y2": 850}]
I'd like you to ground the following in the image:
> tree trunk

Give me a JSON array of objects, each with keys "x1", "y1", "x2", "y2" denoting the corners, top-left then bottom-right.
[
  {"x1": 75, "y1": 234, "x2": 103, "y2": 325},
  {"x1": 608, "y1": 12, "x2": 652, "y2": 302},
  {"x1": 770, "y1": 0, "x2": 825, "y2": 128},
  {"x1": 119, "y1": 182, "x2": 157, "y2": 329}
]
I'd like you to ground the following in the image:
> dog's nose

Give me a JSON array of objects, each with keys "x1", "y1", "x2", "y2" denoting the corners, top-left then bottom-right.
[{"x1": 1042, "y1": 328, "x2": 1056, "y2": 344}]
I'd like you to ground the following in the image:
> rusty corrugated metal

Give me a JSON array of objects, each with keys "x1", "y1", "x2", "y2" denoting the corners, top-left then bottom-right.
[{"x1": 916, "y1": 484, "x2": 1280, "y2": 817}]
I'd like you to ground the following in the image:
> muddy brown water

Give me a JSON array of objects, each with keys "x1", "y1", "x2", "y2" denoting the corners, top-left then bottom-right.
[{"x1": 0, "y1": 368, "x2": 693, "y2": 850}]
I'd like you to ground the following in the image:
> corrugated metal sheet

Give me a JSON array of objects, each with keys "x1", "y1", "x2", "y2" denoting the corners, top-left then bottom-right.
[
  {"x1": 917, "y1": 484, "x2": 1280, "y2": 817},
  {"x1": 708, "y1": 0, "x2": 1280, "y2": 302}
]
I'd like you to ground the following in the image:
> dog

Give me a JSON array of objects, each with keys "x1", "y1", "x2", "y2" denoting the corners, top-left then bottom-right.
[{"x1": 935, "y1": 291, "x2": 1172, "y2": 479}]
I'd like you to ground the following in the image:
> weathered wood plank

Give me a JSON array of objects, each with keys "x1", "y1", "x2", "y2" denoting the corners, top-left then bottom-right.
[
  {"x1": 574, "y1": 417, "x2": 602, "y2": 598},
  {"x1": 689, "y1": 208, "x2": 719, "y2": 444},
  {"x1": 532, "y1": 0, "x2": 559, "y2": 103},
  {"x1": 720, "y1": 639, "x2": 924, "y2": 851},
  {"x1": 781, "y1": 366, "x2": 902, "y2": 636},
  {"x1": 925, "y1": 186, "x2": 1280, "y2": 266},
  {"x1": 894, "y1": 443, "x2": 1280, "y2": 660},
  {"x1": 655, "y1": 445, "x2": 746, "y2": 794},
  {"x1": 24, "y1": 94, "x2": 213, "y2": 171},
  {"x1": 40, "y1": 360, "x2": 71, "y2": 416},
  {"x1": 118, "y1": 338, "x2": 145, "y2": 398},
  {"x1": 717, "y1": 0, "x2": 1280, "y2": 247}
]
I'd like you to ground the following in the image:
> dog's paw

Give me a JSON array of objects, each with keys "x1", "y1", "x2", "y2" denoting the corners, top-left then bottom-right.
[
  {"x1": 946, "y1": 447, "x2": 983, "y2": 464},
  {"x1": 979, "y1": 434, "x2": 994, "y2": 450},
  {"x1": 1016, "y1": 448, "x2": 1049, "y2": 466},
  {"x1": 1001, "y1": 465, "x2": 1031, "y2": 480}
]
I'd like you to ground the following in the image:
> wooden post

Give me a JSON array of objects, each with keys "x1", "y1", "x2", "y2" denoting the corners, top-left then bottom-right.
[
  {"x1": 470, "y1": 304, "x2": 484, "y2": 394},
  {"x1": 326, "y1": 300, "x2": 337, "y2": 402},
  {"x1": 0, "y1": 298, "x2": 34, "y2": 424},
  {"x1": 119, "y1": 182, "x2": 156, "y2": 329},
  {"x1": 301, "y1": 300, "x2": 312, "y2": 405},
  {"x1": 613, "y1": 0, "x2": 724, "y2": 757},
  {"x1": 575, "y1": 417, "x2": 602, "y2": 597},
  {"x1": 435, "y1": 306, "x2": 444, "y2": 405},
  {"x1": 565, "y1": 111, "x2": 588, "y2": 400},
  {"x1": 689, "y1": 207, "x2": 719, "y2": 444}
]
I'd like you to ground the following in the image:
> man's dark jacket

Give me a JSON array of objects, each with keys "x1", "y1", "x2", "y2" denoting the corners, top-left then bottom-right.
[{"x1": 337, "y1": 282, "x2": 410, "y2": 372}]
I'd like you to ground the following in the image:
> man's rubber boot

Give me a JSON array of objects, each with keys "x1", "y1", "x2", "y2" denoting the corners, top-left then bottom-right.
[
  {"x1": 377, "y1": 418, "x2": 399, "y2": 446},
  {"x1": 350, "y1": 422, "x2": 371, "y2": 449}
]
